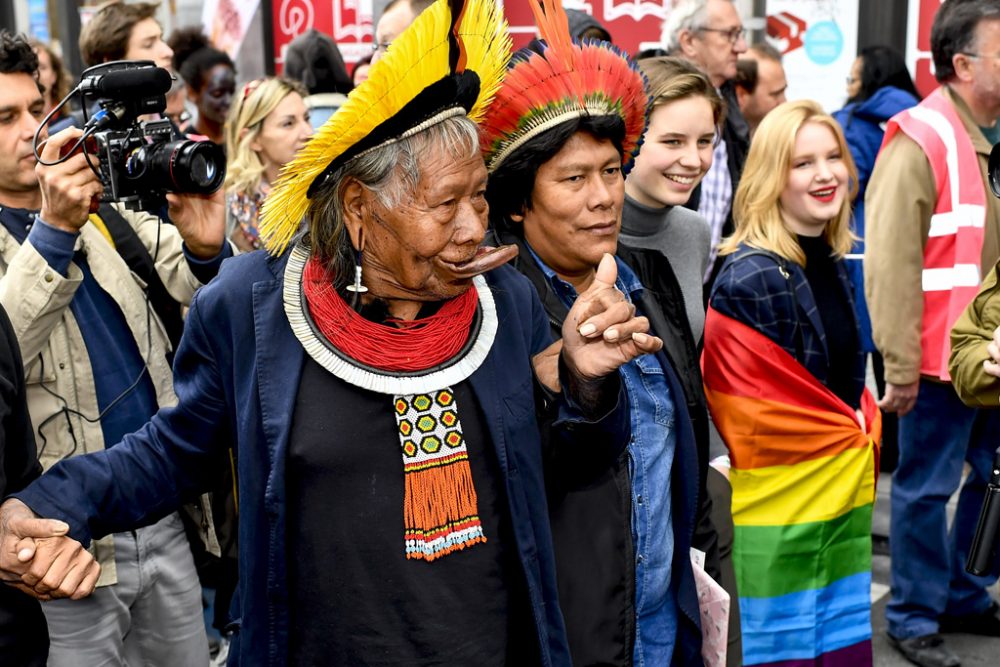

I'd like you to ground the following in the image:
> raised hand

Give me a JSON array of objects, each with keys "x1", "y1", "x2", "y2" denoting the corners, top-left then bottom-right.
[
  {"x1": 166, "y1": 187, "x2": 226, "y2": 259},
  {"x1": 36, "y1": 128, "x2": 104, "y2": 233},
  {"x1": 561, "y1": 253, "x2": 663, "y2": 381},
  {"x1": 0, "y1": 498, "x2": 99, "y2": 601}
]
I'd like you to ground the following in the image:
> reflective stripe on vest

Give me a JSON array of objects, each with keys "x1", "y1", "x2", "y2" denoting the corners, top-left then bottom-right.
[{"x1": 882, "y1": 87, "x2": 986, "y2": 380}]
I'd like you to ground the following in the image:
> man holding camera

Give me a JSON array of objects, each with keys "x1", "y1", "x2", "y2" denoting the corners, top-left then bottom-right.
[
  {"x1": 0, "y1": 30, "x2": 230, "y2": 666},
  {"x1": 865, "y1": 2, "x2": 1000, "y2": 665}
]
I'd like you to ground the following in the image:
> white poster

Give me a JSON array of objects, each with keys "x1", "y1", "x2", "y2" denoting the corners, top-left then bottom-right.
[{"x1": 764, "y1": 0, "x2": 859, "y2": 113}]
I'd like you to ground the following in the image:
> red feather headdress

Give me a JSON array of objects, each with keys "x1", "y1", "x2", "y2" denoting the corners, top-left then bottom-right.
[{"x1": 479, "y1": 0, "x2": 649, "y2": 173}]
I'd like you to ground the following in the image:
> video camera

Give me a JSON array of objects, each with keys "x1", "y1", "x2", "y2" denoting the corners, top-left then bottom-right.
[
  {"x1": 36, "y1": 60, "x2": 226, "y2": 212},
  {"x1": 966, "y1": 143, "x2": 1000, "y2": 577}
]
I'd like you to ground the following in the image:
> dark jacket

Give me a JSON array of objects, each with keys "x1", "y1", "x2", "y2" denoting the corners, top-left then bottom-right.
[
  {"x1": 15, "y1": 250, "x2": 630, "y2": 667},
  {"x1": 616, "y1": 243, "x2": 718, "y2": 578},
  {"x1": 685, "y1": 81, "x2": 751, "y2": 291},
  {"x1": 832, "y1": 86, "x2": 919, "y2": 354},
  {"x1": 500, "y1": 231, "x2": 706, "y2": 666},
  {"x1": 0, "y1": 304, "x2": 47, "y2": 666},
  {"x1": 709, "y1": 244, "x2": 866, "y2": 404}
]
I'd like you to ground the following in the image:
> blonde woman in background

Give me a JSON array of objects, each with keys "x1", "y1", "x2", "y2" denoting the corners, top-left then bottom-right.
[
  {"x1": 703, "y1": 100, "x2": 881, "y2": 666},
  {"x1": 224, "y1": 77, "x2": 313, "y2": 251}
]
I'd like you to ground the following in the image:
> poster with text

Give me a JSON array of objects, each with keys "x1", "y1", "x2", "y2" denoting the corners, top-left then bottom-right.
[
  {"x1": 502, "y1": 0, "x2": 668, "y2": 55},
  {"x1": 270, "y1": 0, "x2": 375, "y2": 71},
  {"x1": 765, "y1": 0, "x2": 859, "y2": 113}
]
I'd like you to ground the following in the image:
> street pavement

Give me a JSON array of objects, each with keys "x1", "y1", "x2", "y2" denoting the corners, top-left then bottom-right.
[{"x1": 871, "y1": 476, "x2": 1000, "y2": 666}]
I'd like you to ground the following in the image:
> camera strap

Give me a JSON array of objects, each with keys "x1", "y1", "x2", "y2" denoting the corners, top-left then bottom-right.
[{"x1": 95, "y1": 204, "x2": 184, "y2": 350}]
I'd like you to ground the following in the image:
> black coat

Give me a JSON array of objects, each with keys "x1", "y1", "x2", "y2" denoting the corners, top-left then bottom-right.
[
  {"x1": 0, "y1": 303, "x2": 48, "y2": 666},
  {"x1": 499, "y1": 230, "x2": 709, "y2": 666}
]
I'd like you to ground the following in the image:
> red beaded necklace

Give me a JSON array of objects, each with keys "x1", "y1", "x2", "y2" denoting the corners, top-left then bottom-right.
[{"x1": 302, "y1": 256, "x2": 478, "y2": 372}]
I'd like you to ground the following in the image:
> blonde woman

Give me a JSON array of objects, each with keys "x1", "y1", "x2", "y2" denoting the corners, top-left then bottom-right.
[
  {"x1": 224, "y1": 77, "x2": 312, "y2": 251},
  {"x1": 703, "y1": 100, "x2": 882, "y2": 666}
]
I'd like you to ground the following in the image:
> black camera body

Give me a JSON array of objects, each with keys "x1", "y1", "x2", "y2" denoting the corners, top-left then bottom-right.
[{"x1": 79, "y1": 60, "x2": 225, "y2": 212}]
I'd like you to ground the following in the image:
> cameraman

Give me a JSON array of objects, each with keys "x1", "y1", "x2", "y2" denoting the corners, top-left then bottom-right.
[{"x1": 0, "y1": 30, "x2": 230, "y2": 666}]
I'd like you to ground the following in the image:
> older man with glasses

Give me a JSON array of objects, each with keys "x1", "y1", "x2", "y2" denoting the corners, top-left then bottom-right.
[{"x1": 371, "y1": 0, "x2": 434, "y2": 62}]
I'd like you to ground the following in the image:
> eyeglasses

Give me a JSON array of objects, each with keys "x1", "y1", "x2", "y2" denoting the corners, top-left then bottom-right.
[
  {"x1": 961, "y1": 52, "x2": 1000, "y2": 60},
  {"x1": 371, "y1": 40, "x2": 392, "y2": 54},
  {"x1": 697, "y1": 26, "x2": 747, "y2": 45}
]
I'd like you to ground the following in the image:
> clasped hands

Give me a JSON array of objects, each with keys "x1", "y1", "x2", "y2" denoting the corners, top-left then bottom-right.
[
  {"x1": 0, "y1": 498, "x2": 99, "y2": 601},
  {"x1": 533, "y1": 254, "x2": 663, "y2": 393}
]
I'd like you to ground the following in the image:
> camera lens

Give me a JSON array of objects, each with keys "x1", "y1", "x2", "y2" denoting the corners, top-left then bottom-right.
[
  {"x1": 188, "y1": 153, "x2": 217, "y2": 188},
  {"x1": 126, "y1": 139, "x2": 226, "y2": 195}
]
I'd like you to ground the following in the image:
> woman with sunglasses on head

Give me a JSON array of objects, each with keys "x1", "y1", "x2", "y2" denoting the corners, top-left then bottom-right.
[
  {"x1": 704, "y1": 100, "x2": 882, "y2": 667},
  {"x1": 224, "y1": 77, "x2": 313, "y2": 252}
]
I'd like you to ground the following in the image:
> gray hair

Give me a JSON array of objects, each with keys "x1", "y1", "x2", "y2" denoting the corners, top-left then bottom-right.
[
  {"x1": 307, "y1": 113, "x2": 482, "y2": 286},
  {"x1": 661, "y1": 0, "x2": 712, "y2": 52},
  {"x1": 931, "y1": 0, "x2": 1000, "y2": 83}
]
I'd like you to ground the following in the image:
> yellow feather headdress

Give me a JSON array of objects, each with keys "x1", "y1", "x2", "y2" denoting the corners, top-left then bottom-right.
[{"x1": 259, "y1": 0, "x2": 511, "y2": 255}]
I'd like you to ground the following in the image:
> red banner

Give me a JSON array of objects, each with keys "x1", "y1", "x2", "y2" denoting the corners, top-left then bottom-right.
[
  {"x1": 270, "y1": 0, "x2": 668, "y2": 72},
  {"x1": 503, "y1": 0, "x2": 668, "y2": 53},
  {"x1": 272, "y1": 0, "x2": 375, "y2": 71},
  {"x1": 910, "y1": 0, "x2": 941, "y2": 98}
]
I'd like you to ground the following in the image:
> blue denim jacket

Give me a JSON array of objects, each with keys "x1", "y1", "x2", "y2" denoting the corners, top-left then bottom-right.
[{"x1": 527, "y1": 246, "x2": 679, "y2": 666}]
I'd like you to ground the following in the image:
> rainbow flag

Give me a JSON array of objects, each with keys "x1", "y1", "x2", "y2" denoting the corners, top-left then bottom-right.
[{"x1": 702, "y1": 307, "x2": 882, "y2": 667}]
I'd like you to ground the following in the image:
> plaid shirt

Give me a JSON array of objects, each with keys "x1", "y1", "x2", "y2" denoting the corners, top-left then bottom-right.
[
  {"x1": 699, "y1": 137, "x2": 733, "y2": 281},
  {"x1": 708, "y1": 244, "x2": 866, "y2": 404}
]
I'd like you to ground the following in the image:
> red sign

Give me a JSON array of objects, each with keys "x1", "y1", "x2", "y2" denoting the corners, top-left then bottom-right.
[
  {"x1": 270, "y1": 0, "x2": 668, "y2": 72},
  {"x1": 502, "y1": 0, "x2": 667, "y2": 54},
  {"x1": 271, "y1": 0, "x2": 375, "y2": 71},
  {"x1": 911, "y1": 0, "x2": 941, "y2": 97}
]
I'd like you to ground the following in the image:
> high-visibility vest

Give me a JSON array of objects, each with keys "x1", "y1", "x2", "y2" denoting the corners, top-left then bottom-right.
[{"x1": 882, "y1": 87, "x2": 986, "y2": 381}]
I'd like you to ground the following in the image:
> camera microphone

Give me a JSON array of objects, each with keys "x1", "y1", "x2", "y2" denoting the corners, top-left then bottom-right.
[{"x1": 78, "y1": 66, "x2": 172, "y2": 98}]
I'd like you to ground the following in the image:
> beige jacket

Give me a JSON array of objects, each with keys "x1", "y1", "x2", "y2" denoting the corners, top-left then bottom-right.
[
  {"x1": 0, "y1": 205, "x2": 216, "y2": 586},
  {"x1": 864, "y1": 87, "x2": 1000, "y2": 385}
]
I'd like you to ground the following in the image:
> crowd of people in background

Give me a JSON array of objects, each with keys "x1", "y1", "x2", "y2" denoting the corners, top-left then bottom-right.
[{"x1": 0, "y1": 0, "x2": 999, "y2": 666}]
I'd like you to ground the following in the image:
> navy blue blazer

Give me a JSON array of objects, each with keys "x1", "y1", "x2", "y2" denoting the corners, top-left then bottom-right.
[
  {"x1": 709, "y1": 243, "x2": 866, "y2": 405},
  {"x1": 15, "y1": 250, "x2": 630, "y2": 667}
]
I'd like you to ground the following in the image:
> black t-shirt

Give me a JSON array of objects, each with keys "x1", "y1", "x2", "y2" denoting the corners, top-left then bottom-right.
[
  {"x1": 286, "y1": 358, "x2": 537, "y2": 666},
  {"x1": 799, "y1": 235, "x2": 861, "y2": 408}
]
